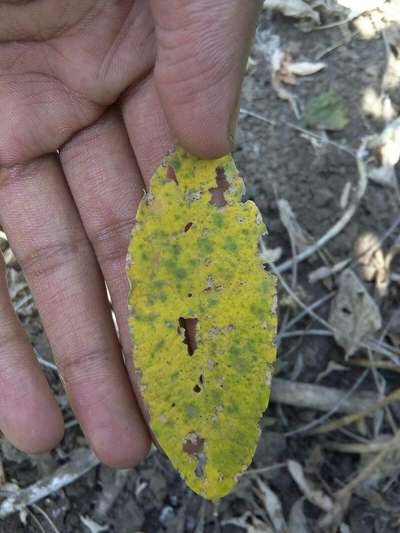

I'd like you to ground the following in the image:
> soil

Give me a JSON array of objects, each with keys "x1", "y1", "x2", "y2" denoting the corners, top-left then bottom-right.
[{"x1": 2, "y1": 4, "x2": 400, "y2": 533}]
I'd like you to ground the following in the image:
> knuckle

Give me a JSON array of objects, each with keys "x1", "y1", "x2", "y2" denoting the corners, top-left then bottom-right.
[
  {"x1": 19, "y1": 236, "x2": 89, "y2": 281},
  {"x1": 56, "y1": 346, "x2": 112, "y2": 388},
  {"x1": 89, "y1": 217, "x2": 135, "y2": 267},
  {"x1": 61, "y1": 122, "x2": 105, "y2": 165},
  {"x1": 0, "y1": 158, "x2": 45, "y2": 189}
]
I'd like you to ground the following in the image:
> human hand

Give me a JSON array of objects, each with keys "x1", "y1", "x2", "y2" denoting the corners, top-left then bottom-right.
[{"x1": 0, "y1": 0, "x2": 261, "y2": 467}]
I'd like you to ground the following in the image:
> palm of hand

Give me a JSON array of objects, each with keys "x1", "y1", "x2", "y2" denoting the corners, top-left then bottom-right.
[
  {"x1": 0, "y1": 0, "x2": 260, "y2": 467},
  {"x1": 0, "y1": 0, "x2": 157, "y2": 163}
]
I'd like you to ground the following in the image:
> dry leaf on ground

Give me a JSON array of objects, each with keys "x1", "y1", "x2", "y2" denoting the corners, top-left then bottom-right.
[
  {"x1": 287, "y1": 61, "x2": 326, "y2": 76},
  {"x1": 277, "y1": 199, "x2": 312, "y2": 254},
  {"x1": 365, "y1": 118, "x2": 400, "y2": 188},
  {"x1": 288, "y1": 497, "x2": 311, "y2": 533},
  {"x1": 80, "y1": 515, "x2": 109, "y2": 533},
  {"x1": 287, "y1": 460, "x2": 333, "y2": 511},
  {"x1": 329, "y1": 269, "x2": 382, "y2": 356},
  {"x1": 256, "y1": 479, "x2": 288, "y2": 533}
]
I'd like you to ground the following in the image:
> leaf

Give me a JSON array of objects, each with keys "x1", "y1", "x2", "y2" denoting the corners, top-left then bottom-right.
[
  {"x1": 288, "y1": 498, "x2": 311, "y2": 533},
  {"x1": 277, "y1": 199, "x2": 311, "y2": 254},
  {"x1": 366, "y1": 118, "x2": 400, "y2": 188},
  {"x1": 287, "y1": 460, "x2": 333, "y2": 512},
  {"x1": 257, "y1": 479, "x2": 288, "y2": 532},
  {"x1": 304, "y1": 91, "x2": 349, "y2": 131},
  {"x1": 80, "y1": 516, "x2": 109, "y2": 533},
  {"x1": 328, "y1": 269, "x2": 382, "y2": 356},
  {"x1": 127, "y1": 146, "x2": 277, "y2": 500},
  {"x1": 287, "y1": 61, "x2": 326, "y2": 76}
]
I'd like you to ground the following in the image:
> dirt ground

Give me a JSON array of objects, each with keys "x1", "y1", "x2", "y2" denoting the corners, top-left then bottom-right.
[{"x1": 2, "y1": 2, "x2": 400, "y2": 532}]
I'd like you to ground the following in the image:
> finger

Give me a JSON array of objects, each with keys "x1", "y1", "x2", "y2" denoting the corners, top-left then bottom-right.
[
  {"x1": 0, "y1": 254, "x2": 63, "y2": 453},
  {"x1": 0, "y1": 156, "x2": 150, "y2": 467},
  {"x1": 121, "y1": 76, "x2": 174, "y2": 184},
  {"x1": 59, "y1": 109, "x2": 143, "y2": 357},
  {"x1": 150, "y1": 0, "x2": 262, "y2": 158}
]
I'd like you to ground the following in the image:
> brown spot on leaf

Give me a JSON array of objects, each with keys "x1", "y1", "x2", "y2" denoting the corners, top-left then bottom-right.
[
  {"x1": 182, "y1": 432, "x2": 206, "y2": 478},
  {"x1": 178, "y1": 317, "x2": 198, "y2": 356},
  {"x1": 182, "y1": 432, "x2": 205, "y2": 455},
  {"x1": 209, "y1": 168, "x2": 229, "y2": 207}
]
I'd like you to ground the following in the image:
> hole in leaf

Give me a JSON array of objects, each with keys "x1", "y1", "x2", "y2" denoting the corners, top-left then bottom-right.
[
  {"x1": 167, "y1": 165, "x2": 178, "y2": 184},
  {"x1": 199, "y1": 374, "x2": 204, "y2": 384},
  {"x1": 184, "y1": 222, "x2": 193, "y2": 232},
  {"x1": 178, "y1": 317, "x2": 198, "y2": 356},
  {"x1": 193, "y1": 384, "x2": 201, "y2": 393},
  {"x1": 187, "y1": 293, "x2": 193, "y2": 298},
  {"x1": 182, "y1": 432, "x2": 206, "y2": 478},
  {"x1": 209, "y1": 168, "x2": 229, "y2": 207}
]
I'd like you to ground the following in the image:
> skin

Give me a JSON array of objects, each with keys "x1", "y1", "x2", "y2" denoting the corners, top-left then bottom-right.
[{"x1": 0, "y1": 0, "x2": 262, "y2": 467}]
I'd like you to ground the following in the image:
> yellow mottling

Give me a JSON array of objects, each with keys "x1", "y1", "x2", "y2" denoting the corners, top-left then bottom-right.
[{"x1": 127, "y1": 146, "x2": 277, "y2": 499}]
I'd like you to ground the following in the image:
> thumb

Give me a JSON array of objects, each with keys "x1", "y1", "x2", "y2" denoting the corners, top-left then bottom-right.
[{"x1": 150, "y1": 0, "x2": 262, "y2": 159}]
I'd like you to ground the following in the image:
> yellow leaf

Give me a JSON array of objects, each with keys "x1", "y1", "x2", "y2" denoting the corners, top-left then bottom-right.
[{"x1": 127, "y1": 146, "x2": 277, "y2": 499}]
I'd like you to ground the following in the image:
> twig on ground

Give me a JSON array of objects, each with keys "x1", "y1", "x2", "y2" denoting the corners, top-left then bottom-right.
[
  {"x1": 31, "y1": 504, "x2": 61, "y2": 533},
  {"x1": 243, "y1": 462, "x2": 287, "y2": 477},
  {"x1": 271, "y1": 376, "x2": 378, "y2": 415},
  {"x1": 278, "y1": 329, "x2": 333, "y2": 339},
  {"x1": 315, "y1": 31, "x2": 360, "y2": 60},
  {"x1": 195, "y1": 499, "x2": 207, "y2": 533},
  {"x1": 64, "y1": 419, "x2": 79, "y2": 430},
  {"x1": 349, "y1": 358, "x2": 400, "y2": 373},
  {"x1": 240, "y1": 108, "x2": 355, "y2": 156},
  {"x1": 308, "y1": 215, "x2": 400, "y2": 284},
  {"x1": 34, "y1": 348, "x2": 58, "y2": 372},
  {"x1": 335, "y1": 430, "x2": 400, "y2": 500},
  {"x1": 0, "y1": 449, "x2": 100, "y2": 519},
  {"x1": 312, "y1": 387, "x2": 400, "y2": 435},
  {"x1": 324, "y1": 439, "x2": 391, "y2": 454},
  {"x1": 276, "y1": 292, "x2": 335, "y2": 343},
  {"x1": 27, "y1": 509, "x2": 47, "y2": 533},
  {"x1": 284, "y1": 370, "x2": 369, "y2": 437}
]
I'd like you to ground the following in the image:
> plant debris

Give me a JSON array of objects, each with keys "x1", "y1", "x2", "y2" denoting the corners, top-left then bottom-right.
[{"x1": 329, "y1": 269, "x2": 382, "y2": 356}]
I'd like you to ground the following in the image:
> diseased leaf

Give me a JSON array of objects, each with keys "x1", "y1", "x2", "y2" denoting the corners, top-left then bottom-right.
[
  {"x1": 127, "y1": 146, "x2": 277, "y2": 500},
  {"x1": 304, "y1": 91, "x2": 349, "y2": 131}
]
